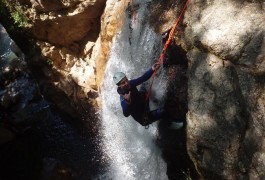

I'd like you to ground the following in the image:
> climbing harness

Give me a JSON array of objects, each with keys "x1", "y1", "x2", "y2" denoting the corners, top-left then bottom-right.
[{"x1": 145, "y1": 0, "x2": 190, "y2": 101}]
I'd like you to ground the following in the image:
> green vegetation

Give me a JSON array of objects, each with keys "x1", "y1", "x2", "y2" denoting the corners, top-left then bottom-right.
[
  {"x1": 11, "y1": 5, "x2": 29, "y2": 27},
  {"x1": 47, "y1": 58, "x2": 53, "y2": 66},
  {"x1": 0, "y1": 0, "x2": 29, "y2": 28},
  {"x1": 0, "y1": 0, "x2": 34, "y2": 56}
]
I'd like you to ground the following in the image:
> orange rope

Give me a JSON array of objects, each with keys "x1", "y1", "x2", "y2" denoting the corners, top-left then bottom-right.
[{"x1": 146, "y1": 0, "x2": 190, "y2": 101}]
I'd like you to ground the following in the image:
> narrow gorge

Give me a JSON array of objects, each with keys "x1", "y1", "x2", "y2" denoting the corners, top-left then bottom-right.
[{"x1": 0, "y1": 0, "x2": 264, "y2": 179}]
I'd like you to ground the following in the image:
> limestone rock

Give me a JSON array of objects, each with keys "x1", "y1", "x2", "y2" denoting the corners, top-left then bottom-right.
[
  {"x1": 70, "y1": 59, "x2": 97, "y2": 89},
  {"x1": 183, "y1": 0, "x2": 265, "y2": 179},
  {"x1": 29, "y1": 0, "x2": 106, "y2": 46},
  {"x1": 13, "y1": 0, "x2": 107, "y2": 101},
  {"x1": 14, "y1": 0, "x2": 128, "y2": 104},
  {"x1": 94, "y1": 0, "x2": 130, "y2": 86}
]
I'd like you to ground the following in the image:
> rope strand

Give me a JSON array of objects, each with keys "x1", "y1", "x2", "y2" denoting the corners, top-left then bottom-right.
[
  {"x1": 145, "y1": 0, "x2": 190, "y2": 101},
  {"x1": 131, "y1": 0, "x2": 136, "y2": 26}
]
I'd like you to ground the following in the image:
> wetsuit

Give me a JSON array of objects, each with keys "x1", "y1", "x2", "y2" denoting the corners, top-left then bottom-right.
[{"x1": 117, "y1": 68, "x2": 166, "y2": 126}]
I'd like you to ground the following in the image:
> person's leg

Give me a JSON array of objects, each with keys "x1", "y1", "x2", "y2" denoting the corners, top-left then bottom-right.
[
  {"x1": 147, "y1": 107, "x2": 168, "y2": 124},
  {"x1": 147, "y1": 107, "x2": 184, "y2": 129},
  {"x1": 140, "y1": 83, "x2": 183, "y2": 129}
]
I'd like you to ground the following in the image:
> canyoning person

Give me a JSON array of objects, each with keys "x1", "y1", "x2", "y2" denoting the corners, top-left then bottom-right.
[{"x1": 113, "y1": 63, "x2": 184, "y2": 129}]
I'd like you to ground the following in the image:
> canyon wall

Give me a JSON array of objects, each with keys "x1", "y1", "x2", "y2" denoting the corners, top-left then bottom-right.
[
  {"x1": 183, "y1": 1, "x2": 265, "y2": 178},
  {"x1": 10, "y1": 0, "x2": 129, "y2": 107},
  {"x1": 147, "y1": 0, "x2": 265, "y2": 178},
  {"x1": 2, "y1": 0, "x2": 265, "y2": 179}
]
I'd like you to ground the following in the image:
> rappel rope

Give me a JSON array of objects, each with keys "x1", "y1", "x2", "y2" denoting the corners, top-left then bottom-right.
[
  {"x1": 131, "y1": 0, "x2": 136, "y2": 26},
  {"x1": 145, "y1": 0, "x2": 190, "y2": 101}
]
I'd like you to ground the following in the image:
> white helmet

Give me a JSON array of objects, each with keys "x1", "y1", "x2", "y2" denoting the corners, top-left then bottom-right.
[{"x1": 113, "y1": 72, "x2": 126, "y2": 85}]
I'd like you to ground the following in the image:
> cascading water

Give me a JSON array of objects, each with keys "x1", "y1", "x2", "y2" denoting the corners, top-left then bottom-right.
[
  {"x1": 0, "y1": 25, "x2": 16, "y2": 66},
  {"x1": 101, "y1": 1, "x2": 170, "y2": 179}
]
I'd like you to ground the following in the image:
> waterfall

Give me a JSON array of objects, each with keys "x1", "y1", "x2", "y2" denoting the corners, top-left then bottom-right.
[
  {"x1": 100, "y1": 1, "x2": 169, "y2": 179},
  {"x1": 0, "y1": 25, "x2": 15, "y2": 66}
]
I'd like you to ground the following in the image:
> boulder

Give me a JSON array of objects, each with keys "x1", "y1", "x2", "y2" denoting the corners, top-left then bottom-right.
[{"x1": 183, "y1": 1, "x2": 265, "y2": 179}]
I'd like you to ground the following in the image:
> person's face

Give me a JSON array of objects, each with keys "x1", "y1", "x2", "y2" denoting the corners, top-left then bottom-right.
[{"x1": 118, "y1": 77, "x2": 130, "y2": 90}]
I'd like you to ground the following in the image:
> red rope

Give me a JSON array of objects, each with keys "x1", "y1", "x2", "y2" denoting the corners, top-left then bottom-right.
[
  {"x1": 145, "y1": 0, "x2": 190, "y2": 101},
  {"x1": 131, "y1": 0, "x2": 136, "y2": 26}
]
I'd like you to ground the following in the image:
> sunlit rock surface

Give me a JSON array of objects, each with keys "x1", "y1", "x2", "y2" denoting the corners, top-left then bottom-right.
[
  {"x1": 6, "y1": 0, "x2": 131, "y2": 108},
  {"x1": 94, "y1": 0, "x2": 129, "y2": 87},
  {"x1": 183, "y1": 1, "x2": 265, "y2": 179},
  {"x1": 29, "y1": 0, "x2": 105, "y2": 46}
]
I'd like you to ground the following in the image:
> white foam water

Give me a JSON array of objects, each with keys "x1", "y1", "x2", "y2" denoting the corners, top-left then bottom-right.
[{"x1": 100, "y1": 1, "x2": 169, "y2": 179}]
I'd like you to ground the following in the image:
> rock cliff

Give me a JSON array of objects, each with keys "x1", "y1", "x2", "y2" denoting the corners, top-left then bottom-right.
[
  {"x1": 1, "y1": 0, "x2": 265, "y2": 179},
  {"x1": 143, "y1": 0, "x2": 265, "y2": 178},
  {"x1": 183, "y1": 1, "x2": 265, "y2": 179},
  {"x1": 5, "y1": 0, "x2": 129, "y2": 108}
]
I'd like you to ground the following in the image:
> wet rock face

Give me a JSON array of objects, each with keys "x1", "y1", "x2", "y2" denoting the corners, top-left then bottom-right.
[{"x1": 183, "y1": 0, "x2": 265, "y2": 179}]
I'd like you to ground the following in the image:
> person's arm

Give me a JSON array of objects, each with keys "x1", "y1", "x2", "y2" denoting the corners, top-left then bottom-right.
[
  {"x1": 130, "y1": 63, "x2": 160, "y2": 86},
  {"x1": 120, "y1": 96, "x2": 131, "y2": 117}
]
